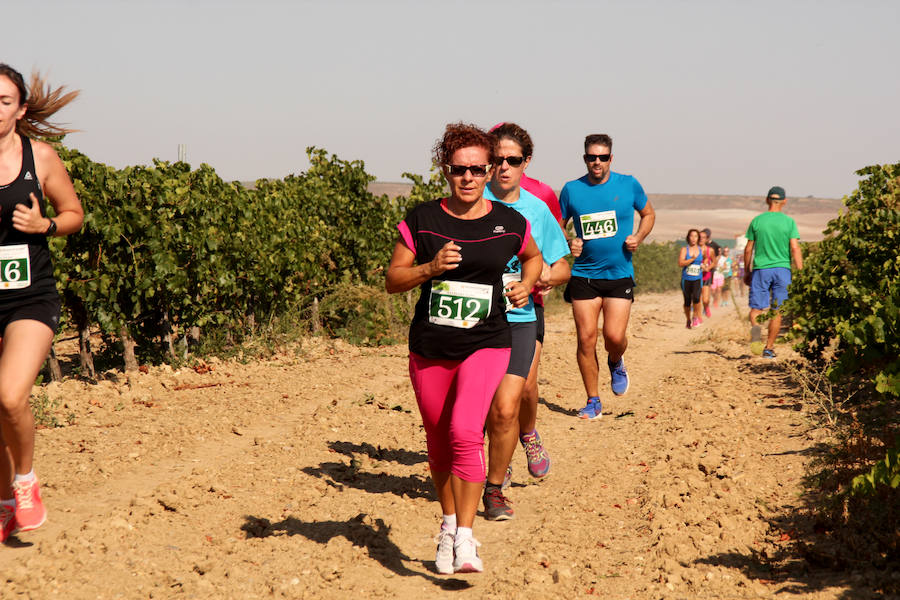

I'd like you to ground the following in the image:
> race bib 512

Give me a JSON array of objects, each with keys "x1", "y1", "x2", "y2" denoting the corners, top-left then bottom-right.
[{"x1": 429, "y1": 280, "x2": 493, "y2": 329}]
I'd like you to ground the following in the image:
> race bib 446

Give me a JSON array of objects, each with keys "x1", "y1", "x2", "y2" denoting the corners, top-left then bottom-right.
[
  {"x1": 580, "y1": 210, "x2": 618, "y2": 240},
  {"x1": 429, "y1": 280, "x2": 492, "y2": 329},
  {"x1": 0, "y1": 245, "x2": 31, "y2": 289}
]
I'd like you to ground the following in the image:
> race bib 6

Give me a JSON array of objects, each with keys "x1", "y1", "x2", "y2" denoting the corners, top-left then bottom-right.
[{"x1": 0, "y1": 245, "x2": 31, "y2": 289}]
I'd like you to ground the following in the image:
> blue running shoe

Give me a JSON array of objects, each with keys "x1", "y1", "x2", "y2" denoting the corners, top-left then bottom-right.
[
  {"x1": 609, "y1": 358, "x2": 629, "y2": 396},
  {"x1": 762, "y1": 348, "x2": 777, "y2": 359},
  {"x1": 578, "y1": 397, "x2": 603, "y2": 420}
]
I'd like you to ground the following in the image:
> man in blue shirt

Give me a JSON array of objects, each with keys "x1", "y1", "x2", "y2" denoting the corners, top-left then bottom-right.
[{"x1": 559, "y1": 134, "x2": 655, "y2": 420}]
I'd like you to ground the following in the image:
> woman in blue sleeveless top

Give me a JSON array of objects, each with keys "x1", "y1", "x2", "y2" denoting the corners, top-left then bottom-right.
[{"x1": 677, "y1": 228, "x2": 703, "y2": 328}]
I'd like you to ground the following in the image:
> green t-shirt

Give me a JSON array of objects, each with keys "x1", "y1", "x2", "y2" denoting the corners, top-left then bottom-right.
[{"x1": 745, "y1": 211, "x2": 799, "y2": 269}]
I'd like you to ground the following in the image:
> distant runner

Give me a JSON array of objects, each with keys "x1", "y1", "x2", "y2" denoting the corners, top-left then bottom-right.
[
  {"x1": 0, "y1": 64, "x2": 84, "y2": 542},
  {"x1": 744, "y1": 186, "x2": 803, "y2": 359},
  {"x1": 720, "y1": 247, "x2": 734, "y2": 307},
  {"x1": 678, "y1": 228, "x2": 703, "y2": 329},
  {"x1": 560, "y1": 134, "x2": 655, "y2": 420},
  {"x1": 385, "y1": 123, "x2": 542, "y2": 574},
  {"x1": 699, "y1": 229, "x2": 715, "y2": 318}
]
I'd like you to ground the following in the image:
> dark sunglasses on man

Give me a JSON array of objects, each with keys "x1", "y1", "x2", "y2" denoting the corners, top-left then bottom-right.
[{"x1": 583, "y1": 153, "x2": 611, "y2": 163}]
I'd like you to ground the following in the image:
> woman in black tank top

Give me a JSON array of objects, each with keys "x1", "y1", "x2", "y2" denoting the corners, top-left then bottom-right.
[
  {"x1": 386, "y1": 123, "x2": 542, "y2": 574},
  {"x1": 0, "y1": 64, "x2": 83, "y2": 541}
]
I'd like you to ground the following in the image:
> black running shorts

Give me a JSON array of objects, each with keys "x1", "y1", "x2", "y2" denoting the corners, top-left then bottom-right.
[
  {"x1": 0, "y1": 293, "x2": 62, "y2": 335},
  {"x1": 506, "y1": 321, "x2": 538, "y2": 378},
  {"x1": 564, "y1": 276, "x2": 634, "y2": 303},
  {"x1": 534, "y1": 304, "x2": 545, "y2": 345}
]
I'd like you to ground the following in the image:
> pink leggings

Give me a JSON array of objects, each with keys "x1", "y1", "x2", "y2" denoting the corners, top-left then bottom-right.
[{"x1": 408, "y1": 347, "x2": 510, "y2": 482}]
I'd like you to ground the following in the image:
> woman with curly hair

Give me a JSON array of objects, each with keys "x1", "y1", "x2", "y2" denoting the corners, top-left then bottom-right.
[
  {"x1": 0, "y1": 64, "x2": 84, "y2": 542},
  {"x1": 386, "y1": 122, "x2": 541, "y2": 574}
]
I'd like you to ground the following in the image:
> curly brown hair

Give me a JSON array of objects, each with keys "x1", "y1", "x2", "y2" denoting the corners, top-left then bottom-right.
[
  {"x1": 0, "y1": 64, "x2": 80, "y2": 138},
  {"x1": 432, "y1": 122, "x2": 494, "y2": 166},
  {"x1": 490, "y1": 122, "x2": 534, "y2": 158}
]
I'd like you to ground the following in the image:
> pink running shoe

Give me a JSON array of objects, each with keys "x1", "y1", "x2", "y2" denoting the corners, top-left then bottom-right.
[
  {"x1": 691, "y1": 318, "x2": 702, "y2": 328},
  {"x1": 519, "y1": 429, "x2": 551, "y2": 478},
  {"x1": 704, "y1": 306, "x2": 712, "y2": 318},
  {"x1": 1, "y1": 503, "x2": 16, "y2": 542},
  {"x1": 13, "y1": 477, "x2": 46, "y2": 532}
]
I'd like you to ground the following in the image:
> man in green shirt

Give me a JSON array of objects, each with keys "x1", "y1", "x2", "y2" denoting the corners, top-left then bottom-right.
[{"x1": 743, "y1": 186, "x2": 804, "y2": 358}]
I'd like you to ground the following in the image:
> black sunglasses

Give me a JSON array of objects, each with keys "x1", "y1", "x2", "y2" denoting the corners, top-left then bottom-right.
[
  {"x1": 446, "y1": 164, "x2": 490, "y2": 177},
  {"x1": 584, "y1": 153, "x2": 611, "y2": 163},
  {"x1": 492, "y1": 155, "x2": 525, "y2": 167}
]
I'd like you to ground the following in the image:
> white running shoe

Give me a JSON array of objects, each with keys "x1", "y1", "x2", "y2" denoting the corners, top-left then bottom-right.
[
  {"x1": 434, "y1": 528, "x2": 455, "y2": 574},
  {"x1": 453, "y1": 536, "x2": 483, "y2": 573}
]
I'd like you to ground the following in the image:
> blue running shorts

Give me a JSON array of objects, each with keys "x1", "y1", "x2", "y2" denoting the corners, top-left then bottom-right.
[{"x1": 748, "y1": 267, "x2": 791, "y2": 310}]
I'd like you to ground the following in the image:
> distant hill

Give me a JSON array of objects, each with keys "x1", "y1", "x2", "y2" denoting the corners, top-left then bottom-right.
[
  {"x1": 368, "y1": 182, "x2": 842, "y2": 214},
  {"x1": 368, "y1": 182, "x2": 843, "y2": 242},
  {"x1": 646, "y1": 193, "x2": 843, "y2": 214}
]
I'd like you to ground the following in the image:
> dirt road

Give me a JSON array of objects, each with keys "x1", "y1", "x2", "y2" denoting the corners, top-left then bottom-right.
[{"x1": 0, "y1": 291, "x2": 867, "y2": 598}]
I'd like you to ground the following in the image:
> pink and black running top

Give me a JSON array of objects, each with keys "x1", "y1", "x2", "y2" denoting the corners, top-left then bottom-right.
[{"x1": 398, "y1": 198, "x2": 531, "y2": 360}]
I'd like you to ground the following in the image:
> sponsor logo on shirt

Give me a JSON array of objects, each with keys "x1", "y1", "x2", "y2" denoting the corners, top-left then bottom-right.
[
  {"x1": 493, "y1": 225, "x2": 506, "y2": 234},
  {"x1": 24, "y1": 171, "x2": 33, "y2": 181}
]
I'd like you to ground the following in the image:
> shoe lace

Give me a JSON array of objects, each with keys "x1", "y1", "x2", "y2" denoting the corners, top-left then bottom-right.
[
  {"x1": 0, "y1": 504, "x2": 13, "y2": 525},
  {"x1": 580, "y1": 400, "x2": 600, "y2": 415},
  {"x1": 455, "y1": 536, "x2": 482, "y2": 553},
  {"x1": 434, "y1": 529, "x2": 454, "y2": 546},
  {"x1": 521, "y1": 435, "x2": 543, "y2": 463},
  {"x1": 12, "y1": 480, "x2": 35, "y2": 510},
  {"x1": 485, "y1": 487, "x2": 512, "y2": 507}
]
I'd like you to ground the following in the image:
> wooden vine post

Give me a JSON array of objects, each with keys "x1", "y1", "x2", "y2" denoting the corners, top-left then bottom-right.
[{"x1": 120, "y1": 326, "x2": 138, "y2": 372}]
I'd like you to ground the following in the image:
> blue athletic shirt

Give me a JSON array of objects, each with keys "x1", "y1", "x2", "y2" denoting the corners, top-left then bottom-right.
[
  {"x1": 559, "y1": 172, "x2": 648, "y2": 280},
  {"x1": 682, "y1": 246, "x2": 703, "y2": 281},
  {"x1": 485, "y1": 186, "x2": 570, "y2": 323}
]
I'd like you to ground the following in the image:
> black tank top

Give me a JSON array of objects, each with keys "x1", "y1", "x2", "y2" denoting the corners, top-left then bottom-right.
[{"x1": 0, "y1": 134, "x2": 56, "y2": 303}]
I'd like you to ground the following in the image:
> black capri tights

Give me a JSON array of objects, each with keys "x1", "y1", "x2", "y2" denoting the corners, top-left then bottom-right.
[{"x1": 682, "y1": 279, "x2": 701, "y2": 307}]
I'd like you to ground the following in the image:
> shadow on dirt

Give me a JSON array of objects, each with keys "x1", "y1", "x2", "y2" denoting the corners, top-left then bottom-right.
[
  {"x1": 695, "y1": 539, "x2": 897, "y2": 599},
  {"x1": 328, "y1": 440, "x2": 427, "y2": 465},
  {"x1": 1, "y1": 535, "x2": 33, "y2": 549},
  {"x1": 538, "y1": 396, "x2": 579, "y2": 417},
  {"x1": 672, "y1": 349, "x2": 754, "y2": 361},
  {"x1": 302, "y1": 463, "x2": 435, "y2": 501},
  {"x1": 693, "y1": 404, "x2": 899, "y2": 597},
  {"x1": 240, "y1": 513, "x2": 472, "y2": 590}
]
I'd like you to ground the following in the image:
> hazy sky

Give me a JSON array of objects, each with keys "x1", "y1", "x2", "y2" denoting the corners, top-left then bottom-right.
[{"x1": 7, "y1": 0, "x2": 898, "y2": 198}]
